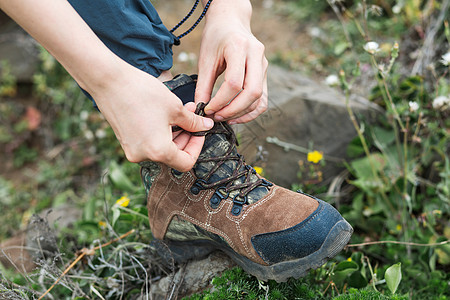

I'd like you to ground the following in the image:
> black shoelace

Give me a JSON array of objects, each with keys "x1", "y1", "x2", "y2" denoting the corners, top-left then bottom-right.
[{"x1": 170, "y1": 0, "x2": 213, "y2": 45}]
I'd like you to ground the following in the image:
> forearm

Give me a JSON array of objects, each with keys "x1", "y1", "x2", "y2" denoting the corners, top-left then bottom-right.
[{"x1": 0, "y1": 0, "x2": 123, "y2": 95}]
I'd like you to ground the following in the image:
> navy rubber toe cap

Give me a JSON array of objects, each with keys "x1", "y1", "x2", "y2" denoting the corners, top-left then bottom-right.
[{"x1": 251, "y1": 200, "x2": 345, "y2": 265}]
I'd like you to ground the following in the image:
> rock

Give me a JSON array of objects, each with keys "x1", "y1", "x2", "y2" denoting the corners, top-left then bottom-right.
[
  {"x1": 26, "y1": 204, "x2": 82, "y2": 260},
  {"x1": 0, "y1": 204, "x2": 82, "y2": 272},
  {"x1": 0, "y1": 12, "x2": 39, "y2": 82},
  {"x1": 0, "y1": 232, "x2": 36, "y2": 272},
  {"x1": 235, "y1": 65, "x2": 383, "y2": 189},
  {"x1": 149, "y1": 251, "x2": 235, "y2": 300}
]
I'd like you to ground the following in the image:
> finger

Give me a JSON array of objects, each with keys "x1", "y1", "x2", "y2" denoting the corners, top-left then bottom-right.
[
  {"x1": 184, "y1": 101, "x2": 197, "y2": 112},
  {"x1": 204, "y1": 46, "x2": 246, "y2": 116},
  {"x1": 228, "y1": 69, "x2": 268, "y2": 124},
  {"x1": 173, "y1": 131, "x2": 191, "y2": 150},
  {"x1": 165, "y1": 135, "x2": 205, "y2": 172},
  {"x1": 214, "y1": 53, "x2": 266, "y2": 121},
  {"x1": 173, "y1": 105, "x2": 214, "y2": 133},
  {"x1": 196, "y1": 59, "x2": 220, "y2": 106}
]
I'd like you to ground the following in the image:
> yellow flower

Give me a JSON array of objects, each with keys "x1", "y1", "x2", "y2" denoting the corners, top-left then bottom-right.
[
  {"x1": 98, "y1": 221, "x2": 107, "y2": 229},
  {"x1": 116, "y1": 195, "x2": 130, "y2": 207},
  {"x1": 253, "y1": 166, "x2": 264, "y2": 176},
  {"x1": 347, "y1": 257, "x2": 352, "y2": 262},
  {"x1": 396, "y1": 224, "x2": 402, "y2": 231},
  {"x1": 307, "y1": 151, "x2": 323, "y2": 164}
]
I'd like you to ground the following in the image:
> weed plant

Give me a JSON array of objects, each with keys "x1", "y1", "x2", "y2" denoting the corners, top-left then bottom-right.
[{"x1": 0, "y1": 0, "x2": 449, "y2": 299}]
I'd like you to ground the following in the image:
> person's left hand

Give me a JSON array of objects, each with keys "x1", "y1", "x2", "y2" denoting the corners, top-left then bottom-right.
[{"x1": 195, "y1": 0, "x2": 268, "y2": 125}]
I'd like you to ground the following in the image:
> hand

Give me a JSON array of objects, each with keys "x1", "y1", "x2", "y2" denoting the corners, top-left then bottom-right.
[
  {"x1": 195, "y1": 0, "x2": 268, "y2": 125},
  {"x1": 93, "y1": 64, "x2": 214, "y2": 172},
  {"x1": 0, "y1": 0, "x2": 214, "y2": 171}
]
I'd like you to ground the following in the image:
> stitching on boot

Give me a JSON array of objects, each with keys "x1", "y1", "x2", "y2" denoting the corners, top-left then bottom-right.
[
  {"x1": 176, "y1": 212, "x2": 237, "y2": 250},
  {"x1": 236, "y1": 222, "x2": 258, "y2": 261}
]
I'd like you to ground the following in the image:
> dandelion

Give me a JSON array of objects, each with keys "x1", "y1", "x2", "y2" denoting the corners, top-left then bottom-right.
[
  {"x1": 253, "y1": 166, "x2": 264, "y2": 175},
  {"x1": 325, "y1": 74, "x2": 339, "y2": 86},
  {"x1": 432, "y1": 95, "x2": 450, "y2": 109},
  {"x1": 98, "y1": 221, "x2": 107, "y2": 229},
  {"x1": 364, "y1": 41, "x2": 380, "y2": 54},
  {"x1": 307, "y1": 150, "x2": 323, "y2": 164},
  {"x1": 440, "y1": 52, "x2": 450, "y2": 66},
  {"x1": 396, "y1": 224, "x2": 402, "y2": 231},
  {"x1": 115, "y1": 195, "x2": 130, "y2": 207},
  {"x1": 408, "y1": 101, "x2": 419, "y2": 112}
]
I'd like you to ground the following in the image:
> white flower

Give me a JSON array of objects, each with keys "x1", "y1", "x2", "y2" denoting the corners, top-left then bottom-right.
[
  {"x1": 84, "y1": 130, "x2": 94, "y2": 141},
  {"x1": 363, "y1": 41, "x2": 380, "y2": 54},
  {"x1": 409, "y1": 101, "x2": 419, "y2": 112},
  {"x1": 392, "y1": 4, "x2": 402, "y2": 14},
  {"x1": 177, "y1": 52, "x2": 189, "y2": 62},
  {"x1": 325, "y1": 74, "x2": 339, "y2": 86},
  {"x1": 308, "y1": 27, "x2": 321, "y2": 38},
  {"x1": 440, "y1": 52, "x2": 450, "y2": 66},
  {"x1": 95, "y1": 128, "x2": 107, "y2": 139},
  {"x1": 432, "y1": 95, "x2": 450, "y2": 108},
  {"x1": 80, "y1": 110, "x2": 89, "y2": 121},
  {"x1": 262, "y1": 0, "x2": 274, "y2": 9}
]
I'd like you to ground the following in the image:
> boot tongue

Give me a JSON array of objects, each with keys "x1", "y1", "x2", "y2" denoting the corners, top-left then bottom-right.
[{"x1": 193, "y1": 122, "x2": 268, "y2": 205}]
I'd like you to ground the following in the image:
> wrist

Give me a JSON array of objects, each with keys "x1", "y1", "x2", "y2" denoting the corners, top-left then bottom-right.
[
  {"x1": 76, "y1": 53, "x2": 125, "y2": 98},
  {"x1": 204, "y1": 0, "x2": 252, "y2": 29}
]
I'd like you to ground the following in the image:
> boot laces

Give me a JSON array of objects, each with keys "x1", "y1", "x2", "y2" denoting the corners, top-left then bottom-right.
[{"x1": 174, "y1": 103, "x2": 272, "y2": 213}]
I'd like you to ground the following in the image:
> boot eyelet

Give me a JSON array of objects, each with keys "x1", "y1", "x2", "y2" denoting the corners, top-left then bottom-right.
[
  {"x1": 231, "y1": 205, "x2": 242, "y2": 216},
  {"x1": 172, "y1": 169, "x2": 183, "y2": 176},
  {"x1": 210, "y1": 194, "x2": 221, "y2": 208},
  {"x1": 210, "y1": 187, "x2": 228, "y2": 209},
  {"x1": 230, "y1": 194, "x2": 246, "y2": 216},
  {"x1": 190, "y1": 185, "x2": 200, "y2": 195},
  {"x1": 190, "y1": 179, "x2": 207, "y2": 195}
]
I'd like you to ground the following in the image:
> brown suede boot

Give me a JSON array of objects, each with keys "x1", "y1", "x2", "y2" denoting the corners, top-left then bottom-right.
[{"x1": 140, "y1": 75, "x2": 353, "y2": 282}]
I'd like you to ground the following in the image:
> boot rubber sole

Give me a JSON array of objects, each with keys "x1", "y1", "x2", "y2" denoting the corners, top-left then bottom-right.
[{"x1": 153, "y1": 219, "x2": 353, "y2": 282}]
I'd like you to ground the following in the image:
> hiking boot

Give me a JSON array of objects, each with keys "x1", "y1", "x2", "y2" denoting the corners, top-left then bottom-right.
[{"x1": 140, "y1": 74, "x2": 353, "y2": 282}]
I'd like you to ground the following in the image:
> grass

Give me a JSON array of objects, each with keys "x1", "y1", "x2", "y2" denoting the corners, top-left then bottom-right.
[{"x1": 0, "y1": 0, "x2": 449, "y2": 299}]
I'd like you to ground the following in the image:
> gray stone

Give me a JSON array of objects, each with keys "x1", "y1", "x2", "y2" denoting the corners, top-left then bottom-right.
[
  {"x1": 0, "y1": 12, "x2": 39, "y2": 82},
  {"x1": 148, "y1": 251, "x2": 235, "y2": 300},
  {"x1": 235, "y1": 65, "x2": 382, "y2": 189}
]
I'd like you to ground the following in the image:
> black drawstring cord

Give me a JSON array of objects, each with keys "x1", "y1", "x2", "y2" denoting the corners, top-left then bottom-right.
[{"x1": 170, "y1": 0, "x2": 213, "y2": 46}]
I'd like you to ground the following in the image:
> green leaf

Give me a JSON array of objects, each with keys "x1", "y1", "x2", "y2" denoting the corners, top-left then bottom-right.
[
  {"x1": 346, "y1": 137, "x2": 365, "y2": 158},
  {"x1": 112, "y1": 206, "x2": 121, "y2": 226},
  {"x1": 332, "y1": 261, "x2": 359, "y2": 284},
  {"x1": 109, "y1": 161, "x2": 137, "y2": 192},
  {"x1": 334, "y1": 42, "x2": 349, "y2": 56},
  {"x1": 385, "y1": 262, "x2": 402, "y2": 294}
]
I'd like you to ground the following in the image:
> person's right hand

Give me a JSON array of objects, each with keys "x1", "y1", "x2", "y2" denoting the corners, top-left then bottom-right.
[{"x1": 91, "y1": 64, "x2": 214, "y2": 172}]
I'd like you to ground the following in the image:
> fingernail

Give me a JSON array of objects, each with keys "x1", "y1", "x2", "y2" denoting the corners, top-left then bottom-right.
[
  {"x1": 204, "y1": 106, "x2": 214, "y2": 115},
  {"x1": 228, "y1": 120, "x2": 237, "y2": 125},
  {"x1": 204, "y1": 118, "x2": 214, "y2": 128},
  {"x1": 215, "y1": 115, "x2": 224, "y2": 121}
]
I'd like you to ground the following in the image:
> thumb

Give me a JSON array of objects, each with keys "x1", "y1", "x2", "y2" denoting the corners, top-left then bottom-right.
[{"x1": 175, "y1": 105, "x2": 214, "y2": 133}]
